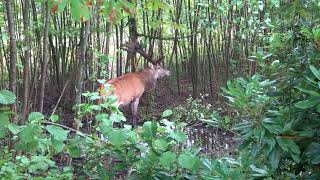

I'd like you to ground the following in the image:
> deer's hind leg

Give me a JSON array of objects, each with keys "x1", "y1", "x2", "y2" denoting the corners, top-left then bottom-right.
[{"x1": 130, "y1": 97, "x2": 140, "y2": 126}]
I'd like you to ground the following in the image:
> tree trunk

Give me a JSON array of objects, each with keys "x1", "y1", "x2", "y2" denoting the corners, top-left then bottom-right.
[
  {"x1": 22, "y1": 0, "x2": 31, "y2": 124},
  {"x1": 39, "y1": 2, "x2": 50, "y2": 113},
  {"x1": 75, "y1": 21, "x2": 90, "y2": 106},
  {"x1": 5, "y1": 0, "x2": 18, "y2": 123},
  {"x1": 128, "y1": 16, "x2": 137, "y2": 72}
]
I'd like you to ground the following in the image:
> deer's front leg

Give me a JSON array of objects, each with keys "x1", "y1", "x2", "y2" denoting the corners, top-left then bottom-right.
[{"x1": 131, "y1": 97, "x2": 140, "y2": 126}]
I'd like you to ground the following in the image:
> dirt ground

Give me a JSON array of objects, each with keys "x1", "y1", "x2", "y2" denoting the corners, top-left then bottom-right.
[{"x1": 43, "y1": 78, "x2": 239, "y2": 157}]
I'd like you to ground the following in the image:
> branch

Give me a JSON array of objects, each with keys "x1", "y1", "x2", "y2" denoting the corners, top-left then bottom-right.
[
  {"x1": 42, "y1": 121, "x2": 88, "y2": 137},
  {"x1": 137, "y1": 27, "x2": 207, "y2": 41},
  {"x1": 50, "y1": 80, "x2": 69, "y2": 118}
]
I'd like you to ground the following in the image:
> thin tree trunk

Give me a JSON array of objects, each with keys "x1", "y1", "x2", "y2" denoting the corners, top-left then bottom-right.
[
  {"x1": 75, "y1": 21, "x2": 90, "y2": 106},
  {"x1": 22, "y1": 0, "x2": 31, "y2": 124},
  {"x1": 6, "y1": 0, "x2": 18, "y2": 123},
  {"x1": 128, "y1": 16, "x2": 137, "y2": 72},
  {"x1": 0, "y1": 28, "x2": 4, "y2": 89},
  {"x1": 104, "y1": 22, "x2": 111, "y2": 78},
  {"x1": 39, "y1": 2, "x2": 50, "y2": 113}
]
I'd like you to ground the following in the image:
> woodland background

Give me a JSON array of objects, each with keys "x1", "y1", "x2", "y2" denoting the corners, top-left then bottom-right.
[{"x1": 0, "y1": 0, "x2": 320, "y2": 179}]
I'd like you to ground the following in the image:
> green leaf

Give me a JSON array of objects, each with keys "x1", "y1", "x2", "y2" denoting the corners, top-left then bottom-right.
[
  {"x1": 0, "y1": 90, "x2": 16, "y2": 105},
  {"x1": 296, "y1": 87, "x2": 320, "y2": 97},
  {"x1": 28, "y1": 112, "x2": 45, "y2": 123},
  {"x1": 7, "y1": 123, "x2": 20, "y2": 135},
  {"x1": 160, "y1": 151, "x2": 176, "y2": 169},
  {"x1": 270, "y1": 0, "x2": 280, "y2": 7},
  {"x1": 108, "y1": 130, "x2": 127, "y2": 147},
  {"x1": 143, "y1": 121, "x2": 158, "y2": 140},
  {"x1": 153, "y1": 139, "x2": 169, "y2": 152},
  {"x1": 46, "y1": 125, "x2": 70, "y2": 141},
  {"x1": 262, "y1": 118, "x2": 283, "y2": 134},
  {"x1": 89, "y1": 105, "x2": 102, "y2": 111},
  {"x1": 178, "y1": 153, "x2": 201, "y2": 171},
  {"x1": 68, "y1": 145, "x2": 81, "y2": 158},
  {"x1": 51, "y1": 138, "x2": 65, "y2": 153},
  {"x1": 316, "y1": 104, "x2": 320, "y2": 113},
  {"x1": 162, "y1": 109, "x2": 173, "y2": 117},
  {"x1": 310, "y1": 65, "x2": 320, "y2": 80},
  {"x1": 295, "y1": 98, "x2": 320, "y2": 109},
  {"x1": 276, "y1": 137, "x2": 300, "y2": 155},
  {"x1": 0, "y1": 113, "x2": 9, "y2": 138},
  {"x1": 70, "y1": 0, "x2": 90, "y2": 21},
  {"x1": 304, "y1": 142, "x2": 320, "y2": 164},
  {"x1": 17, "y1": 124, "x2": 41, "y2": 151},
  {"x1": 50, "y1": 114, "x2": 60, "y2": 122},
  {"x1": 29, "y1": 155, "x2": 55, "y2": 171},
  {"x1": 250, "y1": 165, "x2": 269, "y2": 177},
  {"x1": 100, "y1": 119, "x2": 113, "y2": 135},
  {"x1": 110, "y1": 113, "x2": 126, "y2": 122},
  {"x1": 269, "y1": 145, "x2": 281, "y2": 170},
  {"x1": 96, "y1": 113, "x2": 109, "y2": 122},
  {"x1": 170, "y1": 131, "x2": 188, "y2": 143}
]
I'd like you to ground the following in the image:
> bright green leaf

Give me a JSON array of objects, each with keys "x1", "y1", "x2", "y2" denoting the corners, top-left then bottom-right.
[
  {"x1": 153, "y1": 139, "x2": 169, "y2": 152},
  {"x1": 0, "y1": 113, "x2": 9, "y2": 138},
  {"x1": 310, "y1": 65, "x2": 320, "y2": 80},
  {"x1": 52, "y1": 138, "x2": 65, "y2": 153},
  {"x1": 68, "y1": 145, "x2": 81, "y2": 158},
  {"x1": 160, "y1": 151, "x2": 176, "y2": 169},
  {"x1": 108, "y1": 130, "x2": 127, "y2": 147},
  {"x1": 170, "y1": 131, "x2": 188, "y2": 143},
  {"x1": 0, "y1": 90, "x2": 16, "y2": 105},
  {"x1": 295, "y1": 98, "x2": 320, "y2": 109},
  {"x1": 46, "y1": 125, "x2": 70, "y2": 141},
  {"x1": 110, "y1": 113, "x2": 126, "y2": 122},
  {"x1": 28, "y1": 112, "x2": 45, "y2": 123},
  {"x1": 178, "y1": 153, "x2": 201, "y2": 171},
  {"x1": 50, "y1": 114, "x2": 60, "y2": 122},
  {"x1": 7, "y1": 123, "x2": 20, "y2": 135},
  {"x1": 162, "y1": 109, "x2": 173, "y2": 117}
]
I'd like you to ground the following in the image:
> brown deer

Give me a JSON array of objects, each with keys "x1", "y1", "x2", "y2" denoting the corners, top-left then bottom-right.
[{"x1": 97, "y1": 41, "x2": 170, "y2": 125}]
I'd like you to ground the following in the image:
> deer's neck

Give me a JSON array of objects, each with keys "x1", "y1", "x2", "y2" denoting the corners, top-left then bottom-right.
[{"x1": 140, "y1": 69, "x2": 158, "y2": 91}]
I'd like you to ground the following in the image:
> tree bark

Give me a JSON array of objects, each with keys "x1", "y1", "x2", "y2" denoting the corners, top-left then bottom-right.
[
  {"x1": 5, "y1": 0, "x2": 18, "y2": 123},
  {"x1": 22, "y1": 0, "x2": 31, "y2": 124},
  {"x1": 75, "y1": 20, "x2": 90, "y2": 106},
  {"x1": 39, "y1": 2, "x2": 50, "y2": 113}
]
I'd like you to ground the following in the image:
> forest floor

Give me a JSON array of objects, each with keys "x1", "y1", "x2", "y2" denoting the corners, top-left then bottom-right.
[{"x1": 43, "y1": 78, "x2": 239, "y2": 157}]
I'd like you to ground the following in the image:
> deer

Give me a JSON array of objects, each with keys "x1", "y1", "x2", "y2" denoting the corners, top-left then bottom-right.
[{"x1": 97, "y1": 41, "x2": 170, "y2": 125}]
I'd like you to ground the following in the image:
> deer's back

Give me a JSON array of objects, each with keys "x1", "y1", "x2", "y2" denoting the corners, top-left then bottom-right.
[{"x1": 108, "y1": 73, "x2": 146, "y2": 105}]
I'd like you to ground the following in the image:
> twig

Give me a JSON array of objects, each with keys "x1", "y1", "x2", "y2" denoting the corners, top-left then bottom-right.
[
  {"x1": 136, "y1": 27, "x2": 207, "y2": 40},
  {"x1": 276, "y1": 135, "x2": 304, "y2": 139},
  {"x1": 50, "y1": 80, "x2": 69, "y2": 118},
  {"x1": 42, "y1": 121, "x2": 88, "y2": 138}
]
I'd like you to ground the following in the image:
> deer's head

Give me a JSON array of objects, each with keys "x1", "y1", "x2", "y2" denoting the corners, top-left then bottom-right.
[
  {"x1": 148, "y1": 57, "x2": 170, "y2": 78},
  {"x1": 122, "y1": 41, "x2": 171, "y2": 78}
]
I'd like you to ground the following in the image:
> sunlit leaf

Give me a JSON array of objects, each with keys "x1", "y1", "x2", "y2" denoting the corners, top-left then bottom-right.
[
  {"x1": 162, "y1": 109, "x2": 173, "y2": 117},
  {"x1": 46, "y1": 125, "x2": 70, "y2": 141},
  {"x1": 0, "y1": 90, "x2": 16, "y2": 105},
  {"x1": 178, "y1": 153, "x2": 201, "y2": 171},
  {"x1": 160, "y1": 151, "x2": 176, "y2": 169},
  {"x1": 28, "y1": 112, "x2": 45, "y2": 123},
  {"x1": 295, "y1": 98, "x2": 320, "y2": 109}
]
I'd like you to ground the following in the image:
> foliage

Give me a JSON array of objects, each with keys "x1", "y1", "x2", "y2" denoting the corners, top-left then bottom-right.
[
  {"x1": 221, "y1": 1, "x2": 320, "y2": 177},
  {"x1": 1, "y1": 0, "x2": 320, "y2": 179},
  {"x1": 172, "y1": 95, "x2": 232, "y2": 130},
  {"x1": 172, "y1": 95, "x2": 213, "y2": 125}
]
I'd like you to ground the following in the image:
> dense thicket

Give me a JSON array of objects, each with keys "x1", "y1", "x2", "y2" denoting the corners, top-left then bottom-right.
[{"x1": 0, "y1": 0, "x2": 319, "y2": 179}]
